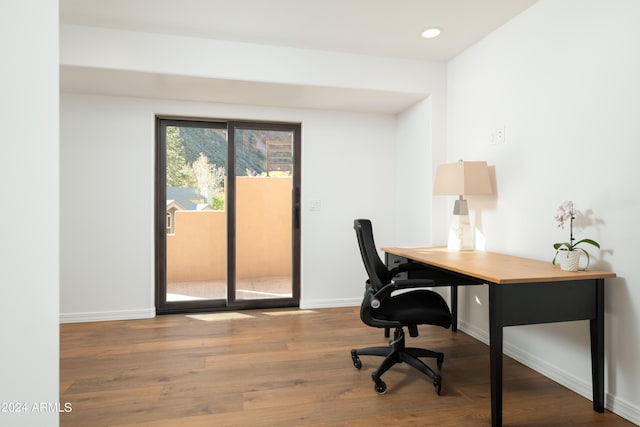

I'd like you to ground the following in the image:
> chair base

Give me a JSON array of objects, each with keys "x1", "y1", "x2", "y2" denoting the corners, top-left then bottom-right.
[{"x1": 351, "y1": 327, "x2": 444, "y2": 395}]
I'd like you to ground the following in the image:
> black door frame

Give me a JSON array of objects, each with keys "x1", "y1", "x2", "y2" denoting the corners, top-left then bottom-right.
[{"x1": 155, "y1": 116, "x2": 301, "y2": 314}]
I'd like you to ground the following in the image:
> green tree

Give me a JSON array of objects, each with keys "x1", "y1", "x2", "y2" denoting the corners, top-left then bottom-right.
[
  {"x1": 166, "y1": 126, "x2": 195, "y2": 187},
  {"x1": 190, "y1": 152, "x2": 226, "y2": 209}
]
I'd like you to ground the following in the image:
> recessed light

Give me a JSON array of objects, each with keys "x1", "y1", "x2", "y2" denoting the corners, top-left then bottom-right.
[{"x1": 421, "y1": 27, "x2": 441, "y2": 39}]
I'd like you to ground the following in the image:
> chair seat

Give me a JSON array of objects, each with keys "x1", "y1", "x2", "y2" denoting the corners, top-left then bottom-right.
[{"x1": 375, "y1": 290, "x2": 452, "y2": 328}]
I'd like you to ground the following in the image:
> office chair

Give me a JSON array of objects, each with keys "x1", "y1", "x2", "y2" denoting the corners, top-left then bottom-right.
[{"x1": 351, "y1": 219, "x2": 452, "y2": 395}]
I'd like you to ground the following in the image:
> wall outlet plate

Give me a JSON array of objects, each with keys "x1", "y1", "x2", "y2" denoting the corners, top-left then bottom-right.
[
  {"x1": 309, "y1": 200, "x2": 322, "y2": 211},
  {"x1": 496, "y1": 126, "x2": 505, "y2": 144}
]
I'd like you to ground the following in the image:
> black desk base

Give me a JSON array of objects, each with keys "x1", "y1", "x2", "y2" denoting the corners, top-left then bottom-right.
[{"x1": 387, "y1": 254, "x2": 605, "y2": 427}]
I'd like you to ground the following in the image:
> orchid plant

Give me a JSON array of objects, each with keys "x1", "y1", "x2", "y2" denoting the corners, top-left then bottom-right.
[{"x1": 552, "y1": 200, "x2": 600, "y2": 266}]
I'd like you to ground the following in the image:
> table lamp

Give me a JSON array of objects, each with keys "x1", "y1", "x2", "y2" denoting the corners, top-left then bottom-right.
[{"x1": 433, "y1": 160, "x2": 493, "y2": 250}]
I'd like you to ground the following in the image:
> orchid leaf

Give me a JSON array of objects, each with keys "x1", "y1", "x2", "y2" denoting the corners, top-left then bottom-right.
[
  {"x1": 575, "y1": 247, "x2": 591, "y2": 269},
  {"x1": 553, "y1": 242, "x2": 573, "y2": 251},
  {"x1": 552, "y1": 245, "x2": 593, "y2": 269},
  {"x1": 574, "y1": 238, "x2": 600, "y2": 249}
]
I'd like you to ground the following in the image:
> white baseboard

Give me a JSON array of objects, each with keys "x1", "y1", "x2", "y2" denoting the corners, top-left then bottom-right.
[
  {"x1": 607, "y1": 394, "x2": 640, "y2": 426},
  {"x1": 458, "y1": 320, "x2": 640, "y2": 426},
  {"x1": 60, "y1": 307, "x2": 156, "y2": 323},
  {"x1": 457, "y1": 319, "x2": 489, "y2": 344}
]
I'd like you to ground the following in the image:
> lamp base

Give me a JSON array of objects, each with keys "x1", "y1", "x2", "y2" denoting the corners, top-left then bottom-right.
[
  {"x1": 453, "y1": 197, "x2": 469, "y2": 215},
  {"x1": 447, "y1": 214, "x2": 474, "y2": 251}
]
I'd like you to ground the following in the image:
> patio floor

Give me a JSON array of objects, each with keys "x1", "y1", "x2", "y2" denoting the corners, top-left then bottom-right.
[{"x1": 167, "y1": 276, "x2": 292, "y2": 301}]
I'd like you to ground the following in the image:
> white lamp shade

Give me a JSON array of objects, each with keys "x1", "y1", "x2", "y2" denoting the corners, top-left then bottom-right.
[{"x1": 432, "y1": 161, "x2": 493, "y2": 196}]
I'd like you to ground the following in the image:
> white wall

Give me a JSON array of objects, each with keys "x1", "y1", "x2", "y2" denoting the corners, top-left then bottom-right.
[
  {"x1": 447, "y1": 0, "x2": 640, "y2": 423},
  {"x1": 394, "y1": 95, "x2": 449, "y2": 247},
  {"x1": 301, "y1": 108, "x2": 402, "y2": 306},
  {"x1": 60, "y1": 95, "x2": 156, "y2": 321},
  {"x1": 0, "y1": 1, "x2": 60, "y2": 426},
  {"x1": 60, "y1": 94, "x2": 404, "y2": 317}
]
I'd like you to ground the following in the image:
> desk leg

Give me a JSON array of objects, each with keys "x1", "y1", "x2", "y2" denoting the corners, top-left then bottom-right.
[
  {"x1": 590, "y1": 279, "x2": 605, "y2": 413},
  {"x1": 489, "y1": 283, "x2": 503, "y2": 427},
  {"x1": 451, "y1": 285, "x2": 458, "y2": 332}
]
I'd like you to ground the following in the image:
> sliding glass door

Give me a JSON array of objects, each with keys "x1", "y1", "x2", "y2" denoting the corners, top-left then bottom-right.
[{"x1": 156, "y1": 118, "x2": 300, "y2": 313}]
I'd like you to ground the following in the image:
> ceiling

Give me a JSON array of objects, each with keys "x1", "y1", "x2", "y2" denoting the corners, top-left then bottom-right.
[
  {"x1": 59, "y1": 0, "x2": 538, "y2": 113},
  {"x1": 60, "y1": 0, "x2": 537, "y2": 61}
]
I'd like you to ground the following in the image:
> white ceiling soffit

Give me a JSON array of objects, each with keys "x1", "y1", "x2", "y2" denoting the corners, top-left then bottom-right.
[
  {"x1": 60, "y1": 66, "x2": 427, "y2": 114},
  {"x1": 59, "y1": 0, "x2": 538, "y2": 113}
]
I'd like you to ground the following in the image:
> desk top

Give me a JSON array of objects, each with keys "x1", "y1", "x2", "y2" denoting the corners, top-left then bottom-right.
[{"x1": 383, "y1": 246, "x2": 616, "y2": 285}]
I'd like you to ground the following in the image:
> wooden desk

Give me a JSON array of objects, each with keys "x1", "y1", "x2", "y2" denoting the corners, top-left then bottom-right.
[{"x1": 382, "y1": 246, "x2": 616, "y2": 427}]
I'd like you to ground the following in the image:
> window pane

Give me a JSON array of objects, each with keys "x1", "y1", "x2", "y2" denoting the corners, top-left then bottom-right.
[{"x1": 234, "y1": 128, "x2": 293, "y2": 300}]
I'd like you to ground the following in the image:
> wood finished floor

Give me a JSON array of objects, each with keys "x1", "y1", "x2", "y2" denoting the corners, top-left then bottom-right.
[{"x1": 60, "y1": 307, "x2": 634, "y2": 426}]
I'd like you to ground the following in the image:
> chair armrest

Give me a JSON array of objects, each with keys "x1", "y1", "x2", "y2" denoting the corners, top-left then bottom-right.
[
  {"x1": 361, "y1": 283, "x2": 401, "y2": 328},
  {"x1": 369, "y1": 278, "x2": 435, "y2": 308},
  {"x1": 388, "y1": 262, "x2": 427, "y2": 278},
  {"x1": 390, "y1": 278, "x2": 435, "y2": 288}
]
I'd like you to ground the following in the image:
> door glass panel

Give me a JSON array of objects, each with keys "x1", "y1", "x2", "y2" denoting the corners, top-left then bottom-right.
[
  {"x1": 234, "y1": 128, "x2": 294, "y2": 301},
  {"x1": 165, "y1": 125, "x2": 228, "y2": 302}
]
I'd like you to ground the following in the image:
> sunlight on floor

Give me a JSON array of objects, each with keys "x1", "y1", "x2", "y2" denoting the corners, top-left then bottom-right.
[{"x1": 185, "y1": 312, "x2": 256, "y2": 321}]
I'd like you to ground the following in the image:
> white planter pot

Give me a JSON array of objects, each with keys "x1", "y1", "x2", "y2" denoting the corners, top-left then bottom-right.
[{"x1": 558, "y1": 250, "x2": 581, "y2": 271}]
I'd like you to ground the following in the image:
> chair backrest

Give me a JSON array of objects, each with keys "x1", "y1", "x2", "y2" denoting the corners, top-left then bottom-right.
[{"x1": 353, "y1": 219, "x2": 392, "y2": 290}]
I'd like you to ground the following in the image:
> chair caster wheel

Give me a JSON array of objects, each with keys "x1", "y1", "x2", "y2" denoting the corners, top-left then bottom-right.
[
  {"x1": 434, "y1": 376, "x2": 442, "y2": 395},
  {"x1": 350, "y1": 350, "x2": 362, "y2": 369},
  {"x1": 372, "y1": 373, "x2": 387, "y2": 394},
  {"x1": 374, "y1": 379, "x2": 387, "y2": 395},
  {"x1": 353, "y1": 357, "x2": 362, "y2": 369}
]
